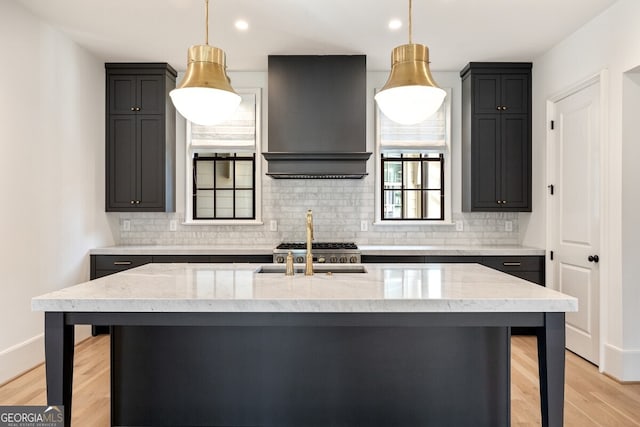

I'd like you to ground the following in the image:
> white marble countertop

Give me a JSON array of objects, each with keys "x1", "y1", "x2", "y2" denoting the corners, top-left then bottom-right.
[
  {"x1": 358, "y1": 245, "x2": 544, "y2": 256},
  {"x1": 90, "y1": 244, "x2": 544, "y2": 256},
  {"x1": 32, "y1": 263, "x2": 575, "y2": 313},
  {"x1": 90, "y1": 245, "x2": 275, "y2": 255}
]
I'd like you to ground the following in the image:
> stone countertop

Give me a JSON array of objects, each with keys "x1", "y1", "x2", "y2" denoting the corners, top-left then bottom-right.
[
  {"x1": 358, "y1": 245, "x2": 544, "y2": 256},
  {"x1": 32, "y1": 263, "x2": 575, "y2": 314},
  {"x1": 90, "y1": 244, "x2": 545, "y2": 256}
]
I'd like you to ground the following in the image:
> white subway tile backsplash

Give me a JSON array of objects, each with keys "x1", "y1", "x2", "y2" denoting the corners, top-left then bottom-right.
[{"x1": 118, "y1": 178, "x2": 520, "y2": 246}]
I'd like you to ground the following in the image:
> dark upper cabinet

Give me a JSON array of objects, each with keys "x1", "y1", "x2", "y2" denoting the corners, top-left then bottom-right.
[
  {"x1": 105, "y1": 63, "x2": 177, "y2": 212},
  {"x1": 109, "y1": 74, "x2": 165, "y2": 115},
  {"x1": 461, "y1": 63, "x2": 532, "y2": 212}
]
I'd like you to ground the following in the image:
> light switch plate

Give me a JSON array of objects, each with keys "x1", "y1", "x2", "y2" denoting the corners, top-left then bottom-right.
[
  {"x1": 360, "y1": 220, "x2": 368, "y2": 232},
  {"x1": 455, "y1": 220, "x2": 463, "y2": 232},
  {"x1": 122, "y1": 220, "x2": 131, "y2": 231},
  {"x1": 270, "y1": 220, "x2": 278, "y2": 231},
  {"x1": 169, "y1": 220, "x2": 177, "y2": 231},
  {"x1": 505, "y1": 221, "x2": 513, "y2": 232}
]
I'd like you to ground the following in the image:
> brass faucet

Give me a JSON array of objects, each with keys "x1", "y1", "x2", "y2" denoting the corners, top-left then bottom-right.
[
  {"x1": 305, "y1": 209, "x2": 314, "y2": 275},
  {"x1": 285, "y1": 251, "x2": 295, "y2": 276}
]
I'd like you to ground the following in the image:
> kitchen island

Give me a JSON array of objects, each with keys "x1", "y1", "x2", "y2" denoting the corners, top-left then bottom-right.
[{"x1": 33, "y1": 263, "x2": 576, "y2": 427}]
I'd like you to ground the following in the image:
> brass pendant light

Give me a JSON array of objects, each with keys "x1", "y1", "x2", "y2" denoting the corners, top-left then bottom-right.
[
  {"x1": 375, "y1": 0, "x2": 446, "y2": 125},
  {"x1": 170, "y1": 0, "x2": 241, "y2": 126}
]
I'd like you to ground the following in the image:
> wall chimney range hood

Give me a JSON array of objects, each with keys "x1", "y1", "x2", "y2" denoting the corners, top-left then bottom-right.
[{"x1": 264, "y1": 55, "x2": 371, "y2": 179}]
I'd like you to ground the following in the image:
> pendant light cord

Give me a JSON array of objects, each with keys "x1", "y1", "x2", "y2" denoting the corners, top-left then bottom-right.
[
  {"x1": 408, "y1": 0, "x2": 413, "y2": 45},
  {"x1": 205, "y1": 0, "x2": 209, "y2": 45}
]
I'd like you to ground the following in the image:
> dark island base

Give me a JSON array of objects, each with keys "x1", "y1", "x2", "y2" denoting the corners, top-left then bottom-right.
[
  {"x1": 112, "y1": 325, "x2": 510, "y2": 427},
  {"x1": 44, "y1": 312, "x2": 565, "y2": 427}
]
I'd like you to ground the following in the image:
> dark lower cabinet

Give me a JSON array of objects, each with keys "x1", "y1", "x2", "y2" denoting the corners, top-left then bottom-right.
[
  {"x1": 89, "y1": 254, "x2": 272, "y2": 335},
  {"x1": 361, "y1": 254, "x2": 544, "y2": 286},
  {"x1": 361, "y1": 254, "x2": 544, "y2": 335}
]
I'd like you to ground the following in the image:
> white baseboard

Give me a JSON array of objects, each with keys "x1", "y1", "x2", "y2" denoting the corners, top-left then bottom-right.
[
  {"x1": 603, "y1": 343, "x2": 640, "y2": 381},
  {"x1": 0, "y1": 325, "x2": 92, "y2": 386}
]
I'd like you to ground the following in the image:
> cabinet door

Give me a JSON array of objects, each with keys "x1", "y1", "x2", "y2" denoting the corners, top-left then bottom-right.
[
  {"x1": 501, "y1": 115, "x2": 530, "y2": 209},
  {"x1": 472, "y1": 115, "x2": 502, "y2": 209},
  {"x1": 109, "y1": 75, "x2": 137, "y2": 115},
  {"x1": 107, "y1": 116, "x2": 137, "y2": 209},
  {"x1": 137, "y1": 115, "x2": 165, "y2": 208},
  {"x1": 501, "y1": 75, "x2": 529, "y2": 114},
  {"x1": 473, "y1": 75, "x2": 501, "y2": 114},
  {"x1": 137, "y1": 76, "x2": 165, "y2": 114}
]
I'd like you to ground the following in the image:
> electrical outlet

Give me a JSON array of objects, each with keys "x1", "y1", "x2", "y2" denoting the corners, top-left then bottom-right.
[
  {"x1": 360, "y1": 220, "x2": 368, "y2": 232},
  {"x1": 122, "y1": 220, "x2": 131, "y2": 231},
  {"x1": 455, "y1": 220, "x2": 463, "y2": 232},
  {"x1": 505, "y1": 221, "x2": 513, "y2": 232},
  {"x1": 269, "y1": 220, "x2": 278, "y2": 231}
]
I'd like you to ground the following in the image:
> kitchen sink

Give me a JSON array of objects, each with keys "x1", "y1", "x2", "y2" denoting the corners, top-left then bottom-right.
[{"x1": 255, "y1": 264, "x2": 367, "y2": 274}]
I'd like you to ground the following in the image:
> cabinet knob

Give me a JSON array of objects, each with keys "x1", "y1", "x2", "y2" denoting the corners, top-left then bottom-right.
[
  {"x1": 130, "y1": 107, "x2": 135, "y2": 111},
  {"x1": 135, "y1": 200, "x2": 141, "y2": 204},
  {"x1": 130, "y1": 200, "x2": 135, "y2": 204},
  {"x1": 136, "y1": 107, "x2": 141, "y2": 111},
  {"x1": 497, "y1": 200, "x2": 502, "y2": 204},
  {"x1": 502, "y1": 106, "x2": 508, "y2": 110},
  {"x1": 496, "y1": 106, "x2": 501, "y2": 110}
]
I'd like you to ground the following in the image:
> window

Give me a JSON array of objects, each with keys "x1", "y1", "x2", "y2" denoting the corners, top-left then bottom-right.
[
  {"x1": 381, "y1": 153, "x2": 444, "y2": 220},
  {"x1": 193, "y1": 153, "x2": 255, "y2": 219},
  {"x1": 186, "y1": 89, "x2": 261, "y2": 223},
  {"x1": 376, "y1": 88, "x2": 451, "y2": 222}
]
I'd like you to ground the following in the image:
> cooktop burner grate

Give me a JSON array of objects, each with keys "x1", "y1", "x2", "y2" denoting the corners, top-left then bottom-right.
[{"x1": 276, "y1": 242, "x2": 358, "y2": 250}]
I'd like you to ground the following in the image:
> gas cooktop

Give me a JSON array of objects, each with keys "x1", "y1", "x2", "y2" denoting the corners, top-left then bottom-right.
[
  {"x1": 273, "y1": 242, "x2": 360, "y2": 264},
  {"x1": 276, "y1": 242, "x2": 358, "y2": 250}
]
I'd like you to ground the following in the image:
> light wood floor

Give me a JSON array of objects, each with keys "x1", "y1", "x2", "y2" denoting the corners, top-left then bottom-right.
[{"x1": 1, "y1": 335, "x2": 639, "y2": 426}]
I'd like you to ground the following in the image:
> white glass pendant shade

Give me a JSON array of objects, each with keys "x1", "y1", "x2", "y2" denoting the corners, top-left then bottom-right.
[
  {"x1": 170, "y1": 45, "x2": 241, "y2": 126},
  {"x1": 171, "y1": 86, "x2": 241, "y2": 126},
  {"x1": 375, "y1": 43, "x2": 446, "y2": 125},
  {"x1": 375, "y1": 85, "x2": 445, "y2": 125}
]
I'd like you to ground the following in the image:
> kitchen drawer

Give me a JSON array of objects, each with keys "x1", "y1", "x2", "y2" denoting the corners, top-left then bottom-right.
[
  {"x1": 481, "y1": 256, "x2": 543, "y2": 272},
  {"x1": 152, "y1": 255, "x2": 211, "y2": 263},
  {"x1": 361, "y1": 255, "x2": 425, "y2": 263},
  {"x1": 210, "y1": 255, "x2": 273, "y2": 263},
  {"x1": 93, "y1": 255, "x2": 153, "y2": 272},
  {"x1": 425, "y1": 255, "x2": 483, "y2": 264}
]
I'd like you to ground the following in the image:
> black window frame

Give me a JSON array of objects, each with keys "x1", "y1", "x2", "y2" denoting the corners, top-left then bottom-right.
[
  {"x1": 192, "y1": 152, "x2": 256, "y2": 220},
  {"x1": 381, "y1": 153, "x2": 445, "y2": 221}
]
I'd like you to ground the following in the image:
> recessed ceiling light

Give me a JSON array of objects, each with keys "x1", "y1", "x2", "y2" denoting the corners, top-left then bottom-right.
[
  {"x1": 235, "y1": 20, "x2": 249, "y2": 31},
  {"x1": 388, "y1": 19, "x2": 402, "y2": 30}
]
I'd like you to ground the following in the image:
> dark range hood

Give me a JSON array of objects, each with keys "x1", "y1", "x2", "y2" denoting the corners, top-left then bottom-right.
[{"x1": 264, "y1": 55, "x2": 371, "y2": 179}]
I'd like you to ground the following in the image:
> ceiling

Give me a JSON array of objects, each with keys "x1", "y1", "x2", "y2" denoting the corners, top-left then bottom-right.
[{"x1": 18, "y1": 0, "x2": 617, "y2": 73}]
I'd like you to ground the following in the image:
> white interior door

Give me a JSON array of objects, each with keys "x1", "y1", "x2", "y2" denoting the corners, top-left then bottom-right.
[{"x1": 550, "y1": 81, "x2": 601, "y2": 365}]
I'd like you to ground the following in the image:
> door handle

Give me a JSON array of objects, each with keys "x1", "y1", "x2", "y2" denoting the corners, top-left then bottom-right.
[{"x1": 588, "y1": 255, "x2": 599, "y2": 263}]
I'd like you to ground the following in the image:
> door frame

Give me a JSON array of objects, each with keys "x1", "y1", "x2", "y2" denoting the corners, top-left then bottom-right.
[{"x1": 545, "y1": 70, "x2": 609, "y2": 369}]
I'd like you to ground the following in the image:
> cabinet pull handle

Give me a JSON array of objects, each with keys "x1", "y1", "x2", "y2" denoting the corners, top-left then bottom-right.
[
  {"x1": 503, "y1": 262, "x2": 521, "y2": 266},
  {"x1": 113, "y1": 261, "x2": 132, "y2": 266}
]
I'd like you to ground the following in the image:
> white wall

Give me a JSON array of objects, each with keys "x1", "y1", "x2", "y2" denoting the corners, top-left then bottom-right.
[
  {"x1": 0, "y1": 1, "x2": 117, "y2": 384},
  {"x1": 524, "y1": 0, "x2": 640, "y2": 380}
]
